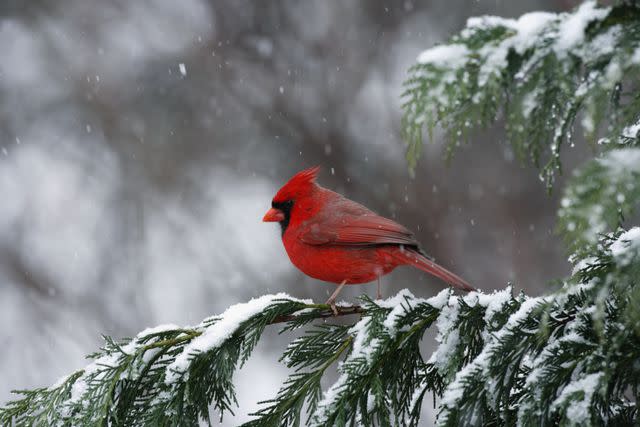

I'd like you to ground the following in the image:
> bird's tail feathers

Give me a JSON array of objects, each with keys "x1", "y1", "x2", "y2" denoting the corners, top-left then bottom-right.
[{"x1": 395, "y1": 248, "x2": 475, "y2": 292}]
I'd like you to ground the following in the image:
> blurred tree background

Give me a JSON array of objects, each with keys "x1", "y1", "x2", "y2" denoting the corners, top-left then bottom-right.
[{"x1": 0, "y1": 0, "x2": 586, "y2": 423}]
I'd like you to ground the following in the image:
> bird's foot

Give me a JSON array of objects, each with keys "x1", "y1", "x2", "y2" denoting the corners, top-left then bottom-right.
[
  {"x1": 326, "y1": 280, "x2": 347, "y2": 315},
  {"x1": 325, "y1": 298, "x2": 338, "y2": 316}
]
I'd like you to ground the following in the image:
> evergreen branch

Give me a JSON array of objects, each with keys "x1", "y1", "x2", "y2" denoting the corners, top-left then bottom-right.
[
  {"x1": 0, "y1": 296, "x2": 362, "y2": 426},
  {"x1": 272, "y1": 304, "x2": 365, "y2": 325},
  {"x1": 558, "y1": 145, "x2": 640, "y2": 254},
  {"x1": 402, "y1": 1, "x2": 640, "y2": 187},
  {"x1": 309, "y1": 292, "x2": 445, "y2": 426},
  {"x1": 243, "y1": 327, "x2": 353, "y2": 426},
  {"x1": 2, "y1": 227, "x2": 639, "y2": 426},
  {"x1": 435, "y1": 228, "x2": 640, "y2": 426}
]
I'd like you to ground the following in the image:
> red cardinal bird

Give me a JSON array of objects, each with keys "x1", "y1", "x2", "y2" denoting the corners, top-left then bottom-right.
[{"x1": 263, "y1": 166, "x2": 474, "y2": 311}]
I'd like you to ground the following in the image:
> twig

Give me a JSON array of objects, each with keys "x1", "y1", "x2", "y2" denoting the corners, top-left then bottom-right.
[
  {"x1": 142, "y1": 304, "x2": 364, "y2": 352},
  {"x1": 271, "y1": 305, "x2": 364, "y2": 324}
]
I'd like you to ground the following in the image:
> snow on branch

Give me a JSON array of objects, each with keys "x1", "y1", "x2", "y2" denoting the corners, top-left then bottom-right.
[
  {"x1": 2, "y1": 228, "x2": 639, "y2": 425},
  {"x1": 402, "y1": 1, "x2": 640, "y2": 186},
  {"x1": 436, "y1": 228, "x2": 640, "y2": 426},
  {"x1": 0, "y1": 295, "x2": 361, "y2": 426}
]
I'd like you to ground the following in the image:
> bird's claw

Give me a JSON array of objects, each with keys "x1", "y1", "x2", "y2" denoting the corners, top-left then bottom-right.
[
  {"x1": 330, "y1": 304, "x2": 338, "y2": 316},
  {"x1": 325, "y1": 299, "x2": 338, "y2": 316}
]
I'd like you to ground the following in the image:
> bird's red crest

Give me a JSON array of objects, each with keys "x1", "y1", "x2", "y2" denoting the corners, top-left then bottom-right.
[{"x1": 273, "y1": 166, "x2": 321, "y2": 202}]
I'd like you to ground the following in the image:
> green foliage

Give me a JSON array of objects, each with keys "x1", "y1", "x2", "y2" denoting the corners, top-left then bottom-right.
[
  {"x1": 2, "y1": 229, "x2": 640, "y2": 426},
  {"x1": 308, "y1": 294, "x2": 442, "y2": 426},
  {"x1": 4, "y1": 227, "x2": 638, "y2": 426},
  {"x1": 400, "y1": 0, "x2": 640, "y2": 259},
  {"x1": 0, "y1": 371, "x2": 83, "y2": 425},
  {"x1": 558, "y1": 146, "x2": 640, "y2": 254},
  {"x1": 245, "y1": 324, "x2": 351, "y2": 426},
  {"x1": 426, "y1": 229, "x2": 640, "y2": 427},
  {"x1": 402, "y1": 1, "x2": 640, "y2": 187},
  {"x1": 0, "y1": 296, "x2": 315, "y2": 426},
  {"x1": 397, "y1": 1, "x2": 640, "y2": 424}
]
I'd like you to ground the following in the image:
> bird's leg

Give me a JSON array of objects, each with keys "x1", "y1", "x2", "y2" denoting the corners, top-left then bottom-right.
[
  {"x1": 376, "y1": 277, "x2": 382, "y2": 300},
  {"x1": 326, "y1": 280, "x2": 347, "y2": 316}
]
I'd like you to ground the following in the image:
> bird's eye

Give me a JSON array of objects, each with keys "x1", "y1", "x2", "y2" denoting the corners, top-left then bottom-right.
[
  {"x1": 271, "y1": 199, "x2": 293, "y2": 215},
  {"x1": 272, "y1": 199, "x2": 294, "y2": 211}
]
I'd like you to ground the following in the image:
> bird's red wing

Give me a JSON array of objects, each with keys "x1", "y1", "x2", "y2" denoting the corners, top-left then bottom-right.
[{"x1": 299, "y1": 212, "x2": 419, "y2": 247}]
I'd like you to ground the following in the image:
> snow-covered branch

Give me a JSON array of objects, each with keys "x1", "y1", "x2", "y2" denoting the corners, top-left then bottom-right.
[
  {"x1": 0, "y1": 295, "x2": 362, "y2": 426},
  {"x1": 2, "y1": 227, "x2": 639, "y2": 425},
  {"x1": 402, "y1": 1, "x2": 640, "y2": 187}
]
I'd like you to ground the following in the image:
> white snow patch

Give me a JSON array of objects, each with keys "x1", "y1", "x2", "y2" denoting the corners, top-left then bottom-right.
[
  {"x1": 622, "y1": 120, "x2": 640, "y2": 139},
  {"x1": 349, "y1": 320, "x2": 379, "y2": 365},
  {"x1": 137, "y1": 323, "x2": 181, "y2": 338},
  {"x1": 610, "y1": 227, "x2": 640, "y2": 266},
  {"x1": 440, "y1": 350, "x2": 490, "y2": 410},
  {"x1": 178, "y1": 63, "x2": 187, "y2": 76},
  {"x1": 417, "y1": 44, "x2": 469, "y2": 67},
  {"x1": 48, "y1": 372, "x2": 76, "y2": 391},
  {"x1": 427, "y1": 296, "x2": 461, "y2": 371},
  {"x1": 583, "y1": 26, "x2": 620, "y2": 61},
  {"x1": 551, "y1": 372, "x2": 603, "y2": 422},
  {"x1": 603, "y1": 60, "x2": 623, "y2": 88},
  {"x1": 425, "y1": 288, "x2": 452, "y2": 309},
  {"x1": 507, "y1": 297, "x2": 543, "y2": 325},
  {"x1": 165, "y1": 293, "x2": 307, "y2": 384},
  {"x1": 479, "y1": 288, "x2": 513, "y2": 337},
  {"x1": 571, "y1": 256, "x2": 597, "y2": 275},
  {"x1": 456, "y1": 2, "x2": 609, "y2": 91},
  {"x1": 465, "y1": 15, "x2": 514, "y2": 33},
  {"x1": 513, "y1": 12, "x2": 557, "y2": 52},
  {"x1": 377, "y1": 288, "x2": 416, "y2": 310},
  {"x1": 522, "y1": 88, "x2": 541, "y2": 118},
  {"x1": 525, "y1": 316, "x2": 592, "y2": 394},
  {"x1": 554, "y1": 1, "x2": 610, "y2": 56},
  {"x1": 366, "y1": 390, "x2": 376, "y2": 413},
  {"x1": 428, "y1": 288, "x2": 514, "y2": 372},
  {"x1": 469, "y1": 12, "x2": 555, "y2": 87},
  {"x1": 378, "y1": 289, "x2": 422, "y2": 337}
]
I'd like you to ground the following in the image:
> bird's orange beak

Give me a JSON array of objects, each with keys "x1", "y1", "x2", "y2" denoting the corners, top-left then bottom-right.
[{"x1": 262, "y1": 207, "x2": 285, "y2": 222}]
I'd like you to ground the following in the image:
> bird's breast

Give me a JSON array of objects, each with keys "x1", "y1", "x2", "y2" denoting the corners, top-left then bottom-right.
[{"x1": 281, "y1": 234, "x2": 399, "y2": 284}]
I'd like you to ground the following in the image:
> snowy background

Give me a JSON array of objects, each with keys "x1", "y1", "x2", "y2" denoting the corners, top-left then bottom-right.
[{"x1": 0, "y1": 0, "x2": 589, "y2": 423}]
